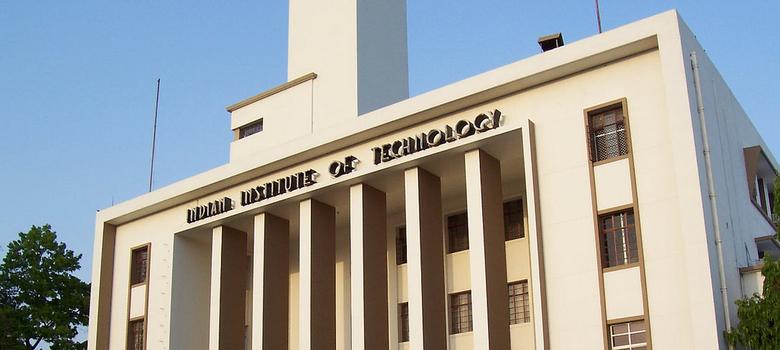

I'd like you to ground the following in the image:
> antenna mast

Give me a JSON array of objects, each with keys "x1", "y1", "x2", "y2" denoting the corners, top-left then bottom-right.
[
  {"x1": 149, "y1": 78, "x2": 160, "y2": 192},
  {"x1": 595, "y1": 0, "x2": 603, "y2": 33}
]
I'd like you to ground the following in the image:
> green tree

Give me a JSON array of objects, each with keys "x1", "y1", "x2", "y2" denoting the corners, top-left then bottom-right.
[
  {"x1": 727, "y1": 178, "x2": 780, "y2": 349},
  {"x1": 0, "y1": 225, "x2": 90, "y2": 350}
]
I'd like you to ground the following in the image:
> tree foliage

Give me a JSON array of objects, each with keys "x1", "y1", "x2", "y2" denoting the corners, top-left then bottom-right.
[
  {"x1": 0, "y1": 225, "x2": 90, "y2": 350},
  {"x1": 727, "y1": 179, "x2": 780, "y2": 349}
]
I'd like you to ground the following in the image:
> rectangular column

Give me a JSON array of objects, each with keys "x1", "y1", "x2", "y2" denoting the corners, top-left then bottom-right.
[
  {"x1": 465, "y1": 149, "x2": 511, "y2": 349},
  {"x1": 209, "y1": 226, "x2": 248, "y2": 350},
  {"x1": 252, "y1": 213, "x2": 290, "y2": 350},
  {"x1": 404, "y1": 167, "x2": 447, "y2": 349},
  {"x1": 299, "y1": 199, "x2": 336, "y2": 349},
  {"x1": 350, "y1": 184, "x2": 389, "y2": 350}
]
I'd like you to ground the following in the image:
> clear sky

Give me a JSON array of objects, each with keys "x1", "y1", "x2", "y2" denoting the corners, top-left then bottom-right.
[{"x1": 0, "y1": 0, "x2": 778, "y2": 282}]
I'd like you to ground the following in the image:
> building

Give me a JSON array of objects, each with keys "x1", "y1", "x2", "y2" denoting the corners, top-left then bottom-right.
[{"x1": 87, "y1": 3, "x2": 778, "y2": 350}]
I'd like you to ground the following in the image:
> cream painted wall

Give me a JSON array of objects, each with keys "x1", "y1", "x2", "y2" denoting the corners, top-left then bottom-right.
[
  {"x1": 603, "y1": 267, "x2": 644, "y2": 320},
  {"x1": 593, "y1": 158, "x2": 633, "y2": 211},
  {"x1": 230, "y1": 81, "x2": 314, "y2": 163},
  {"x1": 128, "y1": 285, "x2": 145, "y2": 319}
]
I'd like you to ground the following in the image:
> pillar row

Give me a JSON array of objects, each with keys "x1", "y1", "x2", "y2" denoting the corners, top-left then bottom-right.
[
  {"x1": 350, "y1": 184, "x2": 389, "y2": 350},
  {"x1": 299, "y1": 199, "x2": 336, "y2": 350},
  {"x1": 209, "y1": 225, "x2": 248, "y2": 350},
  {"x1": 404, "y1": 167, "x2": 447, "y2": 349},
  {"x1": 252, "y1": 213, "x2": 290, "y2": 350},
  {"x1": 465, "y1": 149, "x2": 511, "y2": 349}
]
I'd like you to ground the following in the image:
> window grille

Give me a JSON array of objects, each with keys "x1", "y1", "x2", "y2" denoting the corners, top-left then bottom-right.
[
  {"x1": 450, "y1": 291, "x2": 472, "y2": 334},
  {"x1": 508, "y1": 280, "x2": 530, "y2": 324},
  {"x1": 127, "y1": 319, "x2": 145, "y2": 350},
  {"x1": 131, "y1": 247, "x2": 149, "y2": 285},
  {"x1": 239, "y1": 119, "x2": 264, "y2": 139},
  {"x1": 609, "y1": 320, "x2": 647, "y2": 350},
  {"x1": 447, "y1": 213, "x2": 469, "y2": 253},
  {"x1": 599, "y1": 210, "x2": 639, "y2": 268},
  {"x1": 589, "y1": 106, "x2": 628, "y2": 162}
]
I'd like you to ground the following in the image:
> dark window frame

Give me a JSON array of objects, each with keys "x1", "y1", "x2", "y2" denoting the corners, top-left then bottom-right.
[
  {"x1": 508, "y1": 280, "x2": 530, "y2": 324},
  {"x1": 599, "y1": 209, "x2": 639, "y2": 269},
  {"x1": 504, "y1": 199, "x2": 525, "y2": 241},
  {"x1": 608, "y1": 319, "x2": 647, "y2": 350},
  {"x1": 449, "y1": 291, "x2": 473, "y2": 334},
  {"x1": 130, "y1": 246, "x2": 149, "y2": 286},
  {"x1": 398, "y1": 302, "x2": 409, "y2": 342},
  {"x1": 238, "y1": 119, "x2": 264, "y2": 139},
  {"x1": 127, "y1": 318, "x2": 145, "y2": 350},
  {"x1": 396, "y1": 226, "x2": 407, "y2": 265},
  {"x1": 447, "y1": 212, "x2": 469, "y2": 253},
  {"x1": 587, "y1": 103, "x2": 629, "y2": 162}
]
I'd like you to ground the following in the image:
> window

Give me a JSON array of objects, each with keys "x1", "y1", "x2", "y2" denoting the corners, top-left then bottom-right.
[
  {"x1": 588, "y1": 105, "x2": 628, "y2": 162},
  {"x1": 398, "y1": 303, "x2": 409, "y2": 342},
  {"x1": 127, "y1": 318, "x2": 145, "y2": 350},
  {"x1": 504, "y1": 199, "x2": 524, "y2": 240},
  {"x1": 130, "y1": 246, "x2": 149, "y2": 285},
  {"x1": 508, "y1": 281, "x2": 530, "y2": 324},
  {"x1": 449, "y1": 291, "x2": 472, "y2": 334},
  {"x1": 447, "y1": 213, "x2": 469, "y2": 253},
  {"x1": 238, "y1": 119, "x2": 264, "y2": 139},
  {"x1": 396, "y1": 227, "x2": 407, "y2": 265},
  {"x1": 744, "y1": 146, "x2": 777, "y2": 221},
  {"x1": 609, "y1": 320, "x2": 647, "y2": 350},
  {"x1": 599, "y1": 210, "x2": 638, "y2": 268}
]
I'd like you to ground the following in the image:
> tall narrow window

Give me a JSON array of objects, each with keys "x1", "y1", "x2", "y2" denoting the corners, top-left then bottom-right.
[
  {"x1": 599, "y1": 210, "x2": 638, "y2": 268},
  {"x1": 131, "y1": 246, "x2": 149, "y2": 285},
  {"x1": 508, "y1": 280, "x2": 530, "y2": 324},
  {"x1": 398, "y1": 303, "x2": 409, "y2": 342},
  {"x1": 127, "y1": 319, "x2": 145, "y2": 350},
  {"x1": 609, "y1": 320, "x2": 647, "y2": 350},
  {"x1": 447, "y1": 213, "x2": 469, "y2": 253},
  {"x1": 449, "y1": 291, "x2": 472, "y2": 334},
  {"x1": 396, "y1": 227, "x2": 407, "y2": 265},
  {"x1": 238, "y1": 119, "x2": 264, "y2": 139},
  {"x1": 504, "y1": 199, "x2": 524, "y2": 240},
  {"x1": 589, "y1": 105, "x2": 628, "y2": 162}
]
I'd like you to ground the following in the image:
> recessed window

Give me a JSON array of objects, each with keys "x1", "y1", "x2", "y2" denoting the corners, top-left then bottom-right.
[
  {"x1": 130, "y1": 246, "x2": 149, "y2": 285},
  {"x1": 447, "y1": 213, "x2": 469, "y2": 253},
  {"x1": 599, "y1": 210, "x2": 638, "y2": 269},
  {"x1": 508, "y1": 280, "x2": 530, "y2": 324},
  {"x1": 398, "y1": 302, "x2": 409, "y2": 342},
  {"x1": 609, "y1": 320, "x2": 647, "y2": 350},
  {"x1": 127, "y1": 318, "x2": 145, "y2": 350},
  {"x1": 238, "y1": 119, "x2": 264, "y2": 139},
  {"x1": 504, "y1": 199, "x2": 524, "y2": 241},
  {"x1": 588, "y1": 105, "x2": 628, "y2": 162},
  {"x1": 396, "y1": 227, "x2": 407, "y2": 265},
  {"x1": 744, "y1": 146, "x2": 777, "y2": 221},
  {"x1": 449, "y1": 291, "x2": 472, "y2": 334}
]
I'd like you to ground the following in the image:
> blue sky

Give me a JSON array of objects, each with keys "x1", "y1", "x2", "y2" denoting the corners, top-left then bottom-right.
[{"x1": 1, "y1": 0, "x2": 778, "y2": 282}]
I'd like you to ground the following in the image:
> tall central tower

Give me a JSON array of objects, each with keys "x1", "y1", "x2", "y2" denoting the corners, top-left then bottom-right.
[{"x1": 288, "y1": 0, "x2": 409, "y2": 122}]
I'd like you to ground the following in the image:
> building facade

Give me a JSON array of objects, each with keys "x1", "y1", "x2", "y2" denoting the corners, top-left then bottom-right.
[{"x1": 87, "y1": 4, "x2": 778, "y2": 350}]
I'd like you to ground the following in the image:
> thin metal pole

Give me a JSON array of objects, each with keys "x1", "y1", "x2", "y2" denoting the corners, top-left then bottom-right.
[
  {"x1": 595, "y1": 0, "x2": 603, "y2": 33},
  {"x1": 149, "y1": 78, "x2": 160, "y2": 192}
]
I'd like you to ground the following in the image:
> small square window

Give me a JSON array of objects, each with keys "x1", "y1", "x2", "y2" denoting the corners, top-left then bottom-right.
[
  {"x1": 239, "y1": 119, "x2": 264, "y2": 139},
  {"x1": 447, "y1": 213, "x2": 469, "y2": 253},
  {"x1": 449, "y1": 291, "x2": 472, "y2": 334},
  {"x1": 588, "y1": 105, "x2": 628, "y2": 162},
  {"x1": 131, "y1": 246, "x2": 149, "y2": 285}
]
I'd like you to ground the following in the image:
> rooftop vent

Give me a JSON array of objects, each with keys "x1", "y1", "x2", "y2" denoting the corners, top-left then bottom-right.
[{"x1": 538, "y1": 33, "x2": 564, "y2": 52}]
